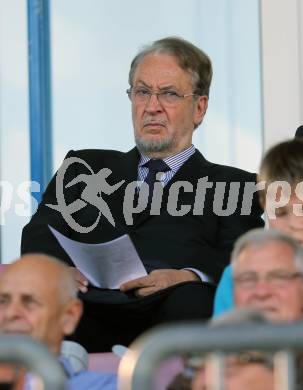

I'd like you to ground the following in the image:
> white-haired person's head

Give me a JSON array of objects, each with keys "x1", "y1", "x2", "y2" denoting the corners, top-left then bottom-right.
[{"x1": 232, "y1": 228, "x2": 303, "y2": 322}]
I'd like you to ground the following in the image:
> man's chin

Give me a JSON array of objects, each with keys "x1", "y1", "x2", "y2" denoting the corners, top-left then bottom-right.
[{"x1": 135, "y1": 136, "x2": 173, "y2": 154}]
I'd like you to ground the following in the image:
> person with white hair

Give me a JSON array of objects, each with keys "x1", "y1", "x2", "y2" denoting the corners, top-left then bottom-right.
[
  {"x1": 232, "y1": 228, "x2": 303, "y2": 322},
  {"x1": 0, "y1": 254, "x2": 117, "y2": 389}
]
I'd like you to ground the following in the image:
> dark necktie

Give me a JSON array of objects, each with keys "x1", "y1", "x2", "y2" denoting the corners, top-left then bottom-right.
[{"x1": 143, "y1": 159, "x2": 170, "y2": 206}]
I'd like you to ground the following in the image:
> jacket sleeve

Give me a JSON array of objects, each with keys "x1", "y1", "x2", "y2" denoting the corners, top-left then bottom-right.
[{"x1": 21, "y1": 150, "x2": 82, "y2": 265}]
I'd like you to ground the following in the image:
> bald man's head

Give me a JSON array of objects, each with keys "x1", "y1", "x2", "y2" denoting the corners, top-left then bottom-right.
[
  {"x1": 0, "y1": 254, "x2": 83, "y2": 355},
  {"x1": 7, "y1": 254, "x2": 78, "y2": 301}
]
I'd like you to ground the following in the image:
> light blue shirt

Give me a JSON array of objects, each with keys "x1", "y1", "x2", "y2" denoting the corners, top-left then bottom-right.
[
  {"x1": 62, "y1": 356, "x2": 117, "y2": 390},
  {"x1": 25, "y1": 356, "x2": 117, "y2": 390},
  {"x1": 213, "y1": 265, "x2": 234, "y2": 317}
]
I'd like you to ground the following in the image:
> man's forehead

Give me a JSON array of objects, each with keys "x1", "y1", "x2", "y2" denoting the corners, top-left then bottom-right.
[
  {"x1": 236, "y1": 241, "x2": 296, "y2": 270},
  {"x1": 0, "y1": 280, "x2": 42, "y2": 302},
  {"x1": 3, "y1": 257, "x2": 62, "y2": 279},
  {"x1": 133, "y1": 53, "x2": 192, "y2": 85},
  {"x1": 0, "y1": 266, "x2": 59, "y2": 297},
  {"x1": 0, "y1": 274, "x2": 41, "y2": 293}
]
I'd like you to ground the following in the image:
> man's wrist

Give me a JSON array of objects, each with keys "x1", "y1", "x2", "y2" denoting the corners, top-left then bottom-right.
[{"x1": 180, "y1": 269, "x2": 200, "y2": 282}]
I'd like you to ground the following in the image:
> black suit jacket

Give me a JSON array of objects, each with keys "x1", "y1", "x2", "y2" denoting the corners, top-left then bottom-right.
[{"x1": 21, "y1": 147, "x2": 263, "y2": 301}]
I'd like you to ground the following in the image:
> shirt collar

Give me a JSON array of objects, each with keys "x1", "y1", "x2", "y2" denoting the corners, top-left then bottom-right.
[
  {"x1": 59, "y1": 355, "x2": 74, "y2": 378},
  {"x1": 138, "y1": 145, "x2": 195, "y2": 173}
]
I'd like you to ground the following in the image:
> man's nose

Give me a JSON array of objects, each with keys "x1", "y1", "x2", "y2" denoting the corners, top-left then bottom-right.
[
  {"x1": 3, "y1": 301, "x2": 23, "y2": 319},
  {"x1": 144, "y1": 93, "x2": 163, "y2": 113},
  {"x1": 253, "y1": 280, "x2": 273, "y2": 297}
]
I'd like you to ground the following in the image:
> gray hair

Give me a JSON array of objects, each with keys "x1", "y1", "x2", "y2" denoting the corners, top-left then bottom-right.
[
  {"x1": 46, "y1": 256, "x2": 78, "y2": 302},
  {"x1": 128, "y1": 36, "x2": 213, "y2": 97},
  {"x1": 231, "y1": 228, "x2": 303, "y2": 274},
  {"x1": 58, "y1": 263, "x2": 78, "y2": 302}
]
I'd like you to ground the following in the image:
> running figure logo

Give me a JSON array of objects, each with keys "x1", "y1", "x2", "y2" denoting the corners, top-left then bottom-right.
[{"x1": 46, "y1": 157, "x2": 125, "y2": 233}]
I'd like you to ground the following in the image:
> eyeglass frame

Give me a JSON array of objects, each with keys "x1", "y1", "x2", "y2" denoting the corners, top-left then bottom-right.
[
  {"x1": 233, "y1": 270, "x2": 303, "y2": 289},
  {"x1": 126, "y1": 86, "x2": 200, "y2": 106}
]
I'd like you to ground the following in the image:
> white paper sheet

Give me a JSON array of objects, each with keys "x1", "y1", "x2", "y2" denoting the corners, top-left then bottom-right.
[{"x1": 49, "y1": 226, "x2": 147, "y2": 289}]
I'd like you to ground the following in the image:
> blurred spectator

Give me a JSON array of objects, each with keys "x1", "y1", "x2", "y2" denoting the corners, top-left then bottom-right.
[
  {"x1": 233, "y1": 229, "x2": 303, "y2": 321},
  {"x1": 168, "y1": 309, "x2": 274, "y2": 390},
  {"x1": 192, "y1": 351, "x2": 274, "y2": 390},
  {"x1": 0, "y1": 364, "x2": 25, "y2": 390},
  {"x1": 0, "y1": 254, "x2": 117, "y2": 389},
  {"x1": 170, "y1": 226, "x2": 303, "y2": 389},
  {"x1": 214, "y1": 138, "x2": 303, "y2": 315}
]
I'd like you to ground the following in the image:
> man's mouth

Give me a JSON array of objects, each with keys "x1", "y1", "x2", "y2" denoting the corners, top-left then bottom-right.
[
  {"x1": 142, "y1": 118, "x2": 166, "y2": 128},
  {"x1": 1, "y1": 324, "x2": 31, "y2": 335},
  {"x1": 143, "y1": 123, "x2": 165, "y2": 129},
  {"x1": 251, "y1": 303, "x2": 277, "y2": 314}
]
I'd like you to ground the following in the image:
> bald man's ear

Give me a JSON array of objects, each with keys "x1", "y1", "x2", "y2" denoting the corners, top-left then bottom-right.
[{"x1": 60, "y1": 299, "x2": 83, "y2": 336}]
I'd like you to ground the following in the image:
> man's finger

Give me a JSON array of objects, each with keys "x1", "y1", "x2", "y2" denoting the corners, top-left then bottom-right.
[
  {"x1": 78, "y1": 283, "x2": 88, "y2": 293},
  {"x1": 71, "y1": 267, "x2": 88, "y2": 285},
  {"x1": 135, "y1": 286, "x2": 158, "y2": 297},
  {"x1": 120, "y1": 276, "x2": 152, "y2": 291},
  {"x1": 76, "y1": 275, "x2": 88, "y2": 286}
]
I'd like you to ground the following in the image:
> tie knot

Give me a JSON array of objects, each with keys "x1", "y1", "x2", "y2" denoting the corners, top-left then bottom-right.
[{"x1": 144, "y1": 159, "x2": 170, "y2": 173}]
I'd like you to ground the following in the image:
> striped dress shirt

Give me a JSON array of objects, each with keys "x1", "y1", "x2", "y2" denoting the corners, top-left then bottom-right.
[{"x1": 137, "y1": 144, "x2": 195, "y2": 186}]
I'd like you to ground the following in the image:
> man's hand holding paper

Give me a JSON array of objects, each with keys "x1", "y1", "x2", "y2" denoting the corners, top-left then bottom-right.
[
  {"x1": 70, "y1": 267, "x2": 89, "y2": 293},
  {"x1": 49, "y1": 226, "x2": 147, "y2": 289},
  {"x1": 120, "y1": 269, "x2": 200, "y2": 297}
]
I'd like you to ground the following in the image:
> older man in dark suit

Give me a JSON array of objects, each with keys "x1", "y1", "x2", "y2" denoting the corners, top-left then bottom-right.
[{"x1": 21, "y1": 37, "x2": 263, "y2": 352}]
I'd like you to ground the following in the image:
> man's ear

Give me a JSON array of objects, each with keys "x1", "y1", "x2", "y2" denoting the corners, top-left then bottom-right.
[
  {"x1": 60, "y1": 299, "x2": 83, "y2": 336},
  {"x1": 193, "y1": 96, "x2": 208, "y2": 128}
]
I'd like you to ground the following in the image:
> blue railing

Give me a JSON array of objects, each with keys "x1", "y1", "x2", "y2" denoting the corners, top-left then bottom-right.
[{"x1": 27, "y1": 0, "x2": 53, "y2": 205}]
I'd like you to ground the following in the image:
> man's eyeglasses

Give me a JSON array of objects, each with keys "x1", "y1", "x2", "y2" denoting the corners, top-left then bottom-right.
[
  {"x1": 234, "y1": 270, "x2": 303, "y2": 289},
  {"x1": 126, "y1": 87, "x2": 199, "y2": 106}
]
